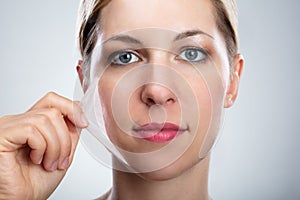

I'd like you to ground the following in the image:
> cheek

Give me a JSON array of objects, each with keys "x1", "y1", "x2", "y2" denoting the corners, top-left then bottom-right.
[
  {"x1": 188, "y1": 76, "x2": 212, "y2": 138},
  {"x1": 97, "y1": 71, "x2": 153, "y2": 151},
  {"x1": 97, "y1": 80, "x2": 113, "y2": 132},
  {"x1": 97, "y1": 73, "x2": 122, "y2": 143},
  {"x1": 185, "y1": 67, "x2": 226, "y2": 156}
]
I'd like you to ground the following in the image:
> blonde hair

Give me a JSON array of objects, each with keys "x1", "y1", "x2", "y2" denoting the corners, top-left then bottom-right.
[
  {"x1": 212, "y1": 0, "x2": 238, "y2": 63},
  {"x1": 77, "y1": 0, "x2": 239, "y2": 74}
]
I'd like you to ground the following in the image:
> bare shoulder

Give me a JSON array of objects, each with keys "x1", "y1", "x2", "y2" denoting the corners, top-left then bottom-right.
[{"x1": 95, "y1": 189, "x2": 111, "y2": 200}]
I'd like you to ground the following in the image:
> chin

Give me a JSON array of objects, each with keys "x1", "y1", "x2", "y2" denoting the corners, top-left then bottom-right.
[{"x1": 136, "y1": 153, "x2": 203, "y2": 182}]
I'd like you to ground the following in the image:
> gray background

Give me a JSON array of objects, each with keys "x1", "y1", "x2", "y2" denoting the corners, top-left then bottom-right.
[{"x1": 0, "y1": 0, "x2": 299, "y2": 199}]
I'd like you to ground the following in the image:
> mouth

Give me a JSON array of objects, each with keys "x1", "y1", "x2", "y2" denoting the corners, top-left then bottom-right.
[{"x1": 133, "y1": 122, "x2": 188, "y2": 143}]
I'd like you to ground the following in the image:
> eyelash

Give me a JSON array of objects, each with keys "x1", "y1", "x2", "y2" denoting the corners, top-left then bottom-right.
[
  {"x1": 176, "y1": 47, "x2": 208, "y2": 63},
  {"x1": 108, "y1": 50, "x2": 141, "y2": 66},
  {"x1": 108, "y1": 47, "x2": 208, "y2": 66}
]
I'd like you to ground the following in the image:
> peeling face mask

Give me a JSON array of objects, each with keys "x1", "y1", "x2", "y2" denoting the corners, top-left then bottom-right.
[{"x1": 73, "y1": 28, "x2": 226, "y2": 173}]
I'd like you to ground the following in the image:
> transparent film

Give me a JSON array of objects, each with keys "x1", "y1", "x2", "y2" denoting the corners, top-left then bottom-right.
[{"x1": 73, "y1": 28, "x2": 227, "y2": 173}]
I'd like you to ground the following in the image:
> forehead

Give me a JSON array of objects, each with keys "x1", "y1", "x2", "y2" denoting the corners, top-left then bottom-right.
[{"x1": 100, "y1": 0, "x2": 217, "y2": 39}]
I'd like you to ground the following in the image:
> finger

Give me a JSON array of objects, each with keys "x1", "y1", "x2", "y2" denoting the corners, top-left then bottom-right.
[
  {"x1": 1, "y1": 111, "x2": 75, "y2": 171},
  {"x1": 43, "y1": 108, "x2": 72, "y2": 170},
  {"x1": 29, "y1": 92, "x2": 88, "y2": 128},
  {"x1": 0, "y1": 124, "x2": 46, "y2": 165},
  {"x1": 38, "y1": 107, "x2": 83, "y2": 170},
  {"x1": 26, "y1": 113, "x2": 61, "y2": 172}
]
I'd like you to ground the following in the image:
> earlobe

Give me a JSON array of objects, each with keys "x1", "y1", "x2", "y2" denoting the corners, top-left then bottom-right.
[
  {"x1": 76, "y1": 60, "x2": 84, "y2": 87},
  {"x1": 224, "y1": 93, "x2": 234, "y2": 108},
  {"x1": 224, "y1": 54, "x2": 244, "y2": 108}
]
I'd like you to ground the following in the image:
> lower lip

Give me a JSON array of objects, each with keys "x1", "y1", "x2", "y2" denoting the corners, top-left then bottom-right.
[{"x1": 143, "y1": 130, "x2": 185, "y2": 143}]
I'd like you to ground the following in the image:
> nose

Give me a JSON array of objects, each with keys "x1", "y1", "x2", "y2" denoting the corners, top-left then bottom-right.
[{"x1": 141, "y1": 83, "x2": 176, "y2": 107}]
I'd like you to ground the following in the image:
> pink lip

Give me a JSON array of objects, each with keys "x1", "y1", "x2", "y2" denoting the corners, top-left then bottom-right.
[{"x1": 133, "y1": 122, "x2": 187, "y2": 143}]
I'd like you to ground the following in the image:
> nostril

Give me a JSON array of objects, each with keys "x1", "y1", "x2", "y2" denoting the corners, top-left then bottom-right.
[
  {"x1": 166, "y1": 98, "x2": 175, "y2": 104},
  {"x1": 146, "y1": 98, "x2": 156, "y2": 106},
  {"x1": 141, "y1": 84, "x2": 177, "y2": 106}
]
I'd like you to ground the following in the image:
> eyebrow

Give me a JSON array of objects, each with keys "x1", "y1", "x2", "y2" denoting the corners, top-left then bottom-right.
[
  {"x1": 103, "y1": 34, "x2": 143, "y2": 45},
  {"x1": 173, "y1": 29, "x2": 214, "y2": 41},
  {"x1": 103, "y1": 29, "x2": 214, "y2": 45}
]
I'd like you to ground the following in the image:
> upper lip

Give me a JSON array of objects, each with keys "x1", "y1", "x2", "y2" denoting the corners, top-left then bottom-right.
[{"x1": 133, "y1": 122, "x2": 188, "y2": 132}]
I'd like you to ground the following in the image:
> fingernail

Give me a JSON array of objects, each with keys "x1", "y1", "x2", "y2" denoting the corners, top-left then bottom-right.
[
  {"x1": 61, "y1": 157, "x2": 70, "y2": 170},
  {"x1": 81, "y1": 113, "x2": 89, "y2": 126},
  {"x1": 51, "y1": 160, "x2": 59, "y2": 171},
  {"x1": 38, "y1": 156, "x2": 43, "y2": 165}
]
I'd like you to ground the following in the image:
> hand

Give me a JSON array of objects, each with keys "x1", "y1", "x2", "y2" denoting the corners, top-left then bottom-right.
[{"x1": 0, "y1": 92, "x2": 88, "y2": 200}]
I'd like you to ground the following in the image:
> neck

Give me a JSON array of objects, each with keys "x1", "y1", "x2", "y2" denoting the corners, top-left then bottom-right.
[{"x1": 108, "y1": 156, "x2": 211, "y2": 200}]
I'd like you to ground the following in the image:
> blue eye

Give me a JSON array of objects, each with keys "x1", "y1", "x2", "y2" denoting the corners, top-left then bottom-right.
[
  {"x1": 178, "y1": 48, "x2": 207, "y2": 62},
  {"x1": 111, "y1": 51, "x2": 139, "y2": 65}
]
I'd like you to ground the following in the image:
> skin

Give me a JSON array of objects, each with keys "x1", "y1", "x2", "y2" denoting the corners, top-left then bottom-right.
[
  {"x1": 0, "y1": 93, "x2": 88, "y2": 199},
  {"x1": 0, "y1": 0, "x2": 243, "y2": 199},
  {"x1": 77, "y1": 0, "x2": 244, "y2": 199}
]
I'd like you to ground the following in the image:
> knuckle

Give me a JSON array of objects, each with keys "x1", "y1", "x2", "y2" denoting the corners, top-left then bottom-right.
[
  {"x1": 48, "y1": 107, "x2": 61, "y2": 119},
  {"x1": 46, "y1": 91, "x2": 57, "y2": 98},
  {"x1": 23, "y1": 123, "x2": 37, "y2": 134},
  {"x1": 36, "y1": 114, "x2": 50, "y2": 126},
  {"x1": 44, "y1": 91, "x2": 58, "y2": 101}
]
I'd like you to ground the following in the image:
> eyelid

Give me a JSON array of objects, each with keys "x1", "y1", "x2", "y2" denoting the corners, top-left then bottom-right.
[
  {"x1": 178, "y1": 46, "x2": 208, "y2": 55},
  {"x1": 107, "y1": 49, "x2": 142, "y2": 65},
  {"x1": 175, "y1": 46, "x2": 209, "y2": 62}
]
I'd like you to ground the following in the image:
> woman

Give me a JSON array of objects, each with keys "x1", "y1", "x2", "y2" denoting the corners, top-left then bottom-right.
[{"x1": 0, "y1": 0, "x2": 243, "y2": 199}]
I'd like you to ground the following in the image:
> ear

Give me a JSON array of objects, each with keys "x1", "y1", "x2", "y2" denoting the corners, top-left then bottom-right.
[
  {"x1": 224, "y1": 54, "x2": 244, "y2": 108},
  {"x1": 76, "y1": 60, "x2": 84, "y2": 87}
]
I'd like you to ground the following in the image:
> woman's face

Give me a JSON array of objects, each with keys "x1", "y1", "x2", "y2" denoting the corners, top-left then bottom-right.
[{"x1": 86, "y1": 0, "x2": 238, "y2": 180}]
